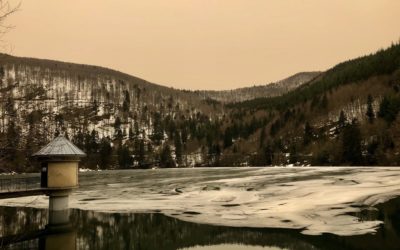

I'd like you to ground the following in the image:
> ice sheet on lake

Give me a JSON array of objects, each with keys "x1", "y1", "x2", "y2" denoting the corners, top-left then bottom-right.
[{"x1": 1, "y1": 167, "x2": 400, "y2": 236}]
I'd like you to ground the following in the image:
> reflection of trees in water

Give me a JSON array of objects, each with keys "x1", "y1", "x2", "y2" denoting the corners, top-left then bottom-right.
[
  {"x1": 1, "y1": 197, "x2": 400, "y2": 250},
  {"x1": 74, "y1": 211, "x2": 316, "y2": 250},
  {"x1": 72, "y1": 206, "x2": 400, "y2": 250},
  {"x1": 0, "y1": 207, "x2": 47, "y2": 236},
  {"x1": 0, "y1": 207, "x2": 47, "y2": 249}
]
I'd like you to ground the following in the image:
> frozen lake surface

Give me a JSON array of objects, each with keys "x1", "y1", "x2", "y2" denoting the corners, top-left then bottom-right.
[{"x1": 2, "y1": 167, "x2": 400, "y2": 236}]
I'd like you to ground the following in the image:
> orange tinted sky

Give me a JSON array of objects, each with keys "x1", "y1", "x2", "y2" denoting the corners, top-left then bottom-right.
[{"x1": 4, "y1": 0, "x2": 400, "y2": 90}]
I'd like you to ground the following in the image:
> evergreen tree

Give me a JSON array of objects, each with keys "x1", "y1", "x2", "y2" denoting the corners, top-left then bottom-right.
[
  {"x1": 166, "y1": 116, "x2": 176, "y2": 139},
  {"x1": 259, "y1": 127, "x2": 266, "y2": 149},
  {"x1": 310, "y1": 96, "x2": 319, "y2": 109},
  {"x1": 338, "y1": 110, "x2": 347, "y2": 129},
  {"x1": 181, "y1": 127, "x2": 188, "y2": 148},
  {"x1": 73, "y1": 130, "x2": 85, "y2": 150},
  {"x1": 99, "y1": 137, "x2": 112, "y2": 169},
  {"x1": 341, "y1": 121, "x2": 363, "y2": 165},
  {"x1": 84, "y1": 131, "x2": 92, "y2": 154},
  {"x1": 223, "y1": 128, "x2": 233, "y2": 149},
  {"x1": 320, "y1": 94, "x2": 328, "y2": 109},
  {"x1": 114, "y1": 116, "x2": 123, "y2": 141},
  {"x1": 83, "y1": 130, "x2": 98, "y2": 155},
  {"x1": 151, "y1": 112, "x2": 164, "y2": 144},
  {"x1": 64, "y1": 130, "x2": 70, "y2": 140},
  {"x1": 365, "y1": 140, "x2": 379, "y2": 165},
  {"x1": 207, "y1": 143, "x2": 221, "y2": 166},
  {"x1": 312, "y1": 149, "x2": 330, "y2": 165},
  {"x1": 93, "y1": 100, "x2": 99, "y2": 115},
  {"x1": 303, "y1": 122, "x2": 313, "y2": 145},
  {"x1": 249, "y1": 151, "x2": 266, "y2": 166},
  {"x1": 5, "y1": 97, "x2": 15, "y2": 117},
  {"x1": 264, "y1": 142, "x2": 273, "y2": 166},
  {"x1": 118, "y1": 144, "x2": 132, "y2": 169},
  {"x1": 270, "y1": 120, "x2": 281, "y2": 136},
  {"x1": 133, "y1": 138, "x2": 141, "y2": 166},
  {"x1": 0, "y1": 66, "x2": 4, "y2": 80},
  {"x1": 214, "y1": 143, "x2": 221, "y2": 166},
  {"x1": 160, "y1": 145, "x2": 175, "y2": 168},
  {"x1": 366, "y1": 94, "x2": 375, "y2": 123},
  {"x1": 167, "y1": 96, "x2": 174, "y2": 111},
  {"x1": 122, "y1": 93, "x2": 130, "y2": 112},
  {"x1": 54, "y1": 114, "x2": 64, "y2": 131},
  {"x1": 378, "y1": 96, "x2": 400, "y2": 124},
  {"x1": 289, "y1": 144, "x2": 297, "y2": 164},
  {"x1": 89, "y1": 130, "x2": 99, "y2": 153},
  {"x1": 54, "y1": 129, "x2": 60, "y2": 137},
  {"x1": 133, "y1": 118, "x2": 139, "y2": 137},
  {"x1": 135, "y1": 85, "x2": 141, "y2": 101},
  {"x1": 128, "y1": 125, "x2": 134, "y2": 140},
  {"x1": 137, "y1": 139, "x2": 146, "y2": 167}
]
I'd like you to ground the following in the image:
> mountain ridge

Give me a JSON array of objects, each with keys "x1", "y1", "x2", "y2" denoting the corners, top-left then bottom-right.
[
  {"x1": 0, "y1": 53, "x2": 319, "y2": 103},
  {"x1": 192, "y1": 71, "x2": 321, "y2": 103}
]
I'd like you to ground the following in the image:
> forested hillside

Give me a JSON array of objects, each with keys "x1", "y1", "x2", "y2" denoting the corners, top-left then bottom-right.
[
  {"x1": 0, "y1": 53, "x2": 225, "y2": 171},
  {"x1": 224, "y1": 42, "x2": 400, "y2": 166},
  {"x1": 0, "y1": 42, "x2": 400, "y2": 172}
]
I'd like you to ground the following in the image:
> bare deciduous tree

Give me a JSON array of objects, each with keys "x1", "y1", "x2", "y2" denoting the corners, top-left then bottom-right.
[
  {"x1": 0, "y1": 1, "x2": 20, "y2": 171},
  {"x1": 0, "y1": 0, "x2": 20, "y2": 49},
  {"x1": 0, "y1": 0, "x2": 19, "y2": 25}
]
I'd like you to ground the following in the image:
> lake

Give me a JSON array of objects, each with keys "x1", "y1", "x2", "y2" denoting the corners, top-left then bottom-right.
[{"x1": 1, "y1": 167, "x2": 400, "y2": 249}]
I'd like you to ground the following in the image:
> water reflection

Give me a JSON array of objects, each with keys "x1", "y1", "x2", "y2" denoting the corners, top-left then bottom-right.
[
  {"x1": 180, "y1": 245, "x2": 284, "y2": 250},
  {"x1": 0, "y1": 197, "x2": 399, "y2": 250}
]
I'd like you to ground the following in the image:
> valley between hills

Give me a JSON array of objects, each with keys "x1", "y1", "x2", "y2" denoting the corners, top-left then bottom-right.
[{"x1": 0, "y1": 42, "x2": 400, "y2": 172}]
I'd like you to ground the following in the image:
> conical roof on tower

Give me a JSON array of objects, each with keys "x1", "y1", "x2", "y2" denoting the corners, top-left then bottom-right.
[{"x1": 33, "y1": 136, "x2": 86, "y2": 158}]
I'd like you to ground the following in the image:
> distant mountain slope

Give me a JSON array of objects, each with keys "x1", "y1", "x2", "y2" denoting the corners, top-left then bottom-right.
[
  {"x1": 229, "y1": 44, "x2": 400, "y2": 110},
  {"x1": 193, "y1": 72, "x2": 320, "y2": 103}
]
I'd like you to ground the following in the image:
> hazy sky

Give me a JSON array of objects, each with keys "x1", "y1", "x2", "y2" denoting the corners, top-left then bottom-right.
[{"x1": 4, "y1": 0, "x2": 400, "y2": 90}]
